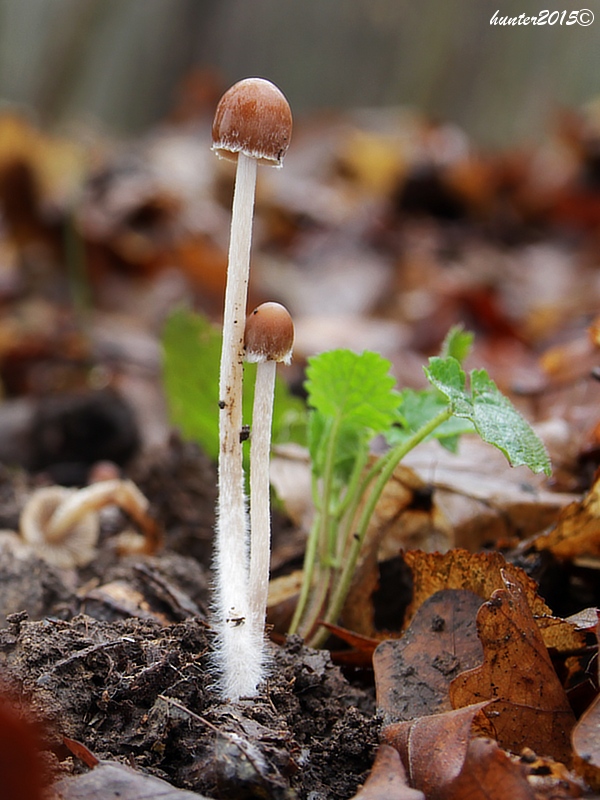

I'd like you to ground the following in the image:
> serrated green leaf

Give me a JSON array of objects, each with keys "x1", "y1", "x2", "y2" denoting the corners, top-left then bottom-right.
[
  {"x1": 423, "y1": 356, "x2": 473, "y2": 417},
  {"x1": 440, "y1": 324, "x2": 474, "y2": 363},
  {"x1": 305, "y1": 349, "x2": 400, "y2": 433},
  {"x1": 387, "y1": 388, "x2": 474, "y2": 448},
  {"x1": 424, "y1": 355, "x2": 551, "y2": 475},
  {"x1": 469, "y1": 369, "x2": 551, "y2": 475}
]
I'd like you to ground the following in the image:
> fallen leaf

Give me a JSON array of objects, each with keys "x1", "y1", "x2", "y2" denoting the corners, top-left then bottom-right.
[
  {"x1": 0, "y1": 695, "x2": 46, "y2": 800},
  {"x1": 402, "y1": 549, "x2": 583, "y2": 653},
  {"x1": 350, "y1": 745, "x2": 425, "y2": 800},
  {"x1": 514, "y1": 748, "x2": 585, "y2": 799},
  {"x1": 374, "y1": 589, "x2": 483, "y2": 723},
  {"x1": 535, "y1": 472, "x2": 600, "y2": 560},
  {"x1": 446, "y1": 737, "x2": 536, "y2": 800},
  {"x1": 382, "y1": 701, "x2": 493, "y2": 800},
  {"x1": 317, "y1": 622, "x2": 381, "y2": 667},
  {"x1": 51, "y1": 760, "x2": 210, "y2": 799},
  {"x1": 571, "y1": 612, "x2": 600, "y2": 790},
  {"x1": 403, "y1": 437, "x2": 574, "y2": 551},
  {"x1": 62, "y1": 737, "x2": 99, "y2": 769},
  {"x1": 403, "y1": 550, "x2": 551, "y2": 629},
  {"x1": 449, "y1": 572, "x2": 576, "y2": 762}
]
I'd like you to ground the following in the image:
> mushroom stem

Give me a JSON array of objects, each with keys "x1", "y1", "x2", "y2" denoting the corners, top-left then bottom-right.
[
  {"x1": 243, "y1": 301, "x2": 294, "y2": 676},
  {"x1": 248, "y1": 359, "x2": 277, "y2": 633},
  {"x1": 214, "y1": 152, "x2": 260, "y2": 700},
  {"x1": 211, "y1": 78, "x2": 292, "y2": 700}
]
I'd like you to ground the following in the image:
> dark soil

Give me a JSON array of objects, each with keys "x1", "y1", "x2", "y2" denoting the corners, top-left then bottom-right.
[{"x1": 0, "y1": 436, "x2": 379, "y2": 800}]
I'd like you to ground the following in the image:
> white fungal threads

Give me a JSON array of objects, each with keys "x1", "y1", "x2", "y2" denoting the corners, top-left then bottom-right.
[{"x1": 211, "y1": 79, "x2": 292, "y2": 699}]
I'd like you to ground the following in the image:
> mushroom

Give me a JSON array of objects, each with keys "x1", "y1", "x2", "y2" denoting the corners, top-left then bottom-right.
[
  {"x1": 19, "y1": 479, "x2": 158, "y2": 569},
  {"x1": 244, "y1": 302, "x2": 294, "y2": 652},
  {"x1": 20, "y1": 485, "x2": 98, "y2": 569},
  {"x1": 211, "y1": 78, "x2": 292, "y2": 700}
]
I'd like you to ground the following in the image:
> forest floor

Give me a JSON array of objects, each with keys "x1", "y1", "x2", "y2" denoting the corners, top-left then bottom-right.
[{"x1": 1, "y1": 91, "x2": 600, "y2": 798}]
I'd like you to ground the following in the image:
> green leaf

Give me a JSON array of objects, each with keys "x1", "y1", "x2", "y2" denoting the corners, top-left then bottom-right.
[
  {"x1": 305, "y1": 349, "x2": 400, "y2": 434},
  {"x1": 162, "y1": 309, "x2": 306, "y2": 462},
  {"x1": 469, "y1": 369, "x2": 551, "y2": 475},
  {"x1": 162, "y1": 309, "x2": 221, "y2": 460},
  {"x1": 440, "y1": 324, "x2": 474, "y2": 363},
  {"x1": 423, "y1": 356, "x2": 473, "y2": 417},
  {"x1": 388, "y1": 387, "x2": 474, "y2": 450},
  {"x1": 424, "y1": 356, "x2": 551, "y2": 476}
]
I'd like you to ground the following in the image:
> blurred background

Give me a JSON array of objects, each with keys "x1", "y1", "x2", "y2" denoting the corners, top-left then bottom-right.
[
  {"x1": 0, "y1": 0, "x2": 599, "y2": 146},
  {"x1": 1, "y1": 0, "x2": 600, "y2": 485}
]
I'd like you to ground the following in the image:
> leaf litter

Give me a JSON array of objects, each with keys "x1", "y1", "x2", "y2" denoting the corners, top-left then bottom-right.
[{"x1": 1, "y1": 99, "x2": 600, "y2": 798}]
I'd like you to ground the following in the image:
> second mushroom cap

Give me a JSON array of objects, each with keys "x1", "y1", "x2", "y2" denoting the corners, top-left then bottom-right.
[{"x1": 244, "y1": 302, "x2": 294, "y2": 364}]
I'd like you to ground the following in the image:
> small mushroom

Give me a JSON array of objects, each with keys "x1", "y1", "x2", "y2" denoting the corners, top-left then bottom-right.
[
  {"x1": 211, "y1": 78, "x2": 292, "y2": 700},
  {"x1": 19, "y1": 479, "x2": 158, "y2": 569},
  {"x1": 20, "y1": 486, "x2": 98, "y2": 569},
  {"x1": 244, "y1": 302, "x2": 294, "y2": 649}
]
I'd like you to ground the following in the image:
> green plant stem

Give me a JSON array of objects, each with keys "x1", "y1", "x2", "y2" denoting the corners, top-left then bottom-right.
[
  {"x1": 290, "y1": 433, "x2": 369, "y2": 638},
  {"x1": 307, "y1": 407, "x2": 452, "y2": 648},
  {"x1": 320, "y1": 417, "x2": 341, "y2": 562},
  {"x1": 290, "y1": 416, "x2": 340, "y2": 636},
  {"x1": 288, "y1": 513, "x2": 320, "y2": 635}
]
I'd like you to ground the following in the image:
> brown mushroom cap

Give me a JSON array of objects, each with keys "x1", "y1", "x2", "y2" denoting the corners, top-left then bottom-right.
[
  {"x1": 212, "y1": 78, "x2": 292, "y2": 167},
  {"x1": 244, "y1": 302, "x2": 294, "y2": 364}
]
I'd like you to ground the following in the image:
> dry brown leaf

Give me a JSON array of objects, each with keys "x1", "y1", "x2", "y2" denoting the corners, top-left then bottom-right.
[
  {"x1": 51, "y1": 761, "x2": 209, "y2": 799},
  {"x1": 446, "y1": 737, "x2": 536, "y2": 800},
  {"x1": 535, "y1": 473, "x2": 600, "y2": 560},
  {"x1": 350, "y1": 745, "x2": 425, "y2": 800},
  {"x1": 571, "y1": 612, "x2": 600, "y2": 790},
  {"x1": 404, "y1": 549, "x2": 551, "y2": 627},
  {"x1": 381, "y1": 701, "x2": 493, "y2": 800},
  {"x1": 374, "y1": 589, "x2": 483, "y2": 723},
  {"x1": 514, "y1": 749, "x2": 586, "y2": 799},
  {"x1": 449, "y1": 572, "x2": 576, "y2": 762},
  {"x1": 402, "y1": 549, "x2": 583, "y2": 653},
  {"x1": 0, "y1": 695, "x2": 47, "y2": 800},
  {"x1": 403, "y1": 437, "x2": 574, "y2": 551}
]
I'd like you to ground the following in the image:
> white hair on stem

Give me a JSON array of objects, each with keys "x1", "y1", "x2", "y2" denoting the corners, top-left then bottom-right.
[{"x1": 213, "y1": 153, "x2": 263, "y2": 700}]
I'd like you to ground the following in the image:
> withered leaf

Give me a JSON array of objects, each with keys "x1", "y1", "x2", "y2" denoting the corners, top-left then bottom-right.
[
  {"x1": 535, "y1": 473, "x2": 600, "y2": 560},
  {"x1": 403, "y1": 550, "x2": 552, "y2": 628},
  {"x1": 403, "y1": 549, "x2": 583, "y2": 653},
  {"x1": 449, "y1": 572, "x2": 576, "y2": 762},
  {"x1": 382, "y1": 701, "x2": 493, "y2": 800},
  {"x1": 51, "y1": 761, "x2": 210, "y2": 799},
  {"x1": 571, "y1": 612, "x2": 600, "y2": 790},
  {"x1": 446, "y1": 737, "x2": 536, "y2": 800},
  {"x1": 374, "y1": 589, "x2": 483, "y2": 723},
  {"x1": 350, "y1": 745, "x2": 425, "y2": 800}
]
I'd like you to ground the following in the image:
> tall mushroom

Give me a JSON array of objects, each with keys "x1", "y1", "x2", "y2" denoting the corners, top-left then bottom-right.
[
  {"x1": 211, "y1": 79, "x2": 292, "y2": 699},
  {"x1": 244, "y1": 302, "x2": 294, "y2": 657}
]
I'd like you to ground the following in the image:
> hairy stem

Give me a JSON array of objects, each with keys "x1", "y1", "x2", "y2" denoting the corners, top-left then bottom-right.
[
  {"x1": 248, "y1": 360, "x2": 277, "y2": 643},
  {"x1": 214, "y1": 153, "x2": 260, "y2": 700}
]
